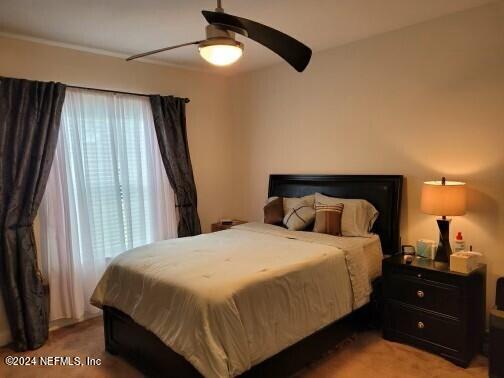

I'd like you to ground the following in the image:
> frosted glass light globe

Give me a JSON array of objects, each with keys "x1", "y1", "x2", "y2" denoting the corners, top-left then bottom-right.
[{"x1": 199, "y1": 41, "x2": 243, "y2": 66}]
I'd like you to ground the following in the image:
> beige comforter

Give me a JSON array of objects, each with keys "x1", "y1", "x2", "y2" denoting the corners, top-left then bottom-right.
[{"x1": 91, "y1": 222, "x2": 374, "y2": 377}]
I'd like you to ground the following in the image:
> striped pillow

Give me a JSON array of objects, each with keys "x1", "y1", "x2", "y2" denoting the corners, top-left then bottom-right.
[{"x1": 313, "y1": 202, "x2": 344, "y2": 236}]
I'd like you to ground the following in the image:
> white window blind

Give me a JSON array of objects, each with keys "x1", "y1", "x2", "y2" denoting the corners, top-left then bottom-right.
[{"x1": 40, "y1": 88, "x2": 177, "y2": 321}]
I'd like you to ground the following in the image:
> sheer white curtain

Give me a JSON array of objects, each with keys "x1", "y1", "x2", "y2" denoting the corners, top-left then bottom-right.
[{"x1": 39, "y1": 88, "x2": 177, "y2": 322}]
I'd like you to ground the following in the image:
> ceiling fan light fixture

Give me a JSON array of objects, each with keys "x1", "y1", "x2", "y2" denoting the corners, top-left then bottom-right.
[
  {"x1": 198, "y1": 38, "x2": 243, "y2": 66},
  {"x1": 126, "y1": 0, "x2": 312, "y2": 72}
]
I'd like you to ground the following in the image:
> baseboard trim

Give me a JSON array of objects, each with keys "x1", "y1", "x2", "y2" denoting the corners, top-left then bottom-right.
[
  {"x1": 0, "y1": 312, "x2": 101, "y2": 348},
  {"x1": 49, "y1": 312, "x2": 101, "y2": 332}
]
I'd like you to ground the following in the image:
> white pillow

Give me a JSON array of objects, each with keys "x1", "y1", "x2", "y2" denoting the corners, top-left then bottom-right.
[
  {"x1": 283, "y1": 199, "x2": 315, "y2": 231},
  {"x1": 266, "y1": 196, "x2": 279, "y2": 205},
  {"x1": 314, "y1": 193, "x2": 378, "y2": 237},
  {"x1": 283, "y1": 194, "x2": 315, "y2": 215}
]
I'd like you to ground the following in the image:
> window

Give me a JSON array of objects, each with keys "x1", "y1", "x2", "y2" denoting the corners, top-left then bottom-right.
[{"x1": 40, "y1": 88, "x2": 177, "y2": 321}]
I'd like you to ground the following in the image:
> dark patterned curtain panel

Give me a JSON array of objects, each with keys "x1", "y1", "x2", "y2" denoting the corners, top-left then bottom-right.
[
  {"x1": 0, "y1": 77, "x2": 66, "y2": 350},
  {"x1": 149, "y1": 95, "x2": 201, "y2": 237}
]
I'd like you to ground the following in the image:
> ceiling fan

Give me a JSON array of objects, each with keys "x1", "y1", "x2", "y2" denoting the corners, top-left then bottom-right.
[{"x1": 126, "y1": 0, "x2": 312, "y2": 72}]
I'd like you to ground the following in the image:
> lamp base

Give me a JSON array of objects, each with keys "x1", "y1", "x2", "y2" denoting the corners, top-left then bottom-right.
[{"x1": 435, "y1": 218, "x2": 452, "y2": 262}]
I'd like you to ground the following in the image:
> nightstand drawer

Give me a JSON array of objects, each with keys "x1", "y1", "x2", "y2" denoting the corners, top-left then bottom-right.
[
  {"x1": 387, "y1": 264, "x2": 462, "y2": 286},
  {"x1": 386, "y1": 274, "x2": 462, "y2": 318},
  {"x1": 389, "y1": 303, "x2": 463, "y2": 353}
]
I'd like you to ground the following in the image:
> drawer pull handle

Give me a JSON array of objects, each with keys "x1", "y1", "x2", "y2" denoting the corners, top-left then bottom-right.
[
  {"x1": 417, "y1": 273, "x2": 422, "y2": 278},
  {"x1": 417, "y1": 321, "x2": 425, "y2": 329},
  {"x1": 417, "y1": 290, "x2": 425, "y2": 298}
]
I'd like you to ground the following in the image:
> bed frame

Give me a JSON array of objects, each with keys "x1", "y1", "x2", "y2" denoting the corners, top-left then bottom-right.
[{"x1": 103, "y1": 174, "x2": 403, "y2": 377}]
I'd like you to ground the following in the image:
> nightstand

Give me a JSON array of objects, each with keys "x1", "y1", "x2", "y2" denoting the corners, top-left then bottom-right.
[
  {"x1": 211, "y1": 220, "x2": 247, "y2": 232},
  {"x1": 382, "y1": 255, "x2": 486, "y2": 367}
]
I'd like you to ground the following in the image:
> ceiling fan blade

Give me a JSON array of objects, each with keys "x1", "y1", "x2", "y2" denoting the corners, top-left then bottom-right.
[
  {"x1": 126, "y1": 41, "x2": 203, "y2": 61},
  {"x1": 202, "y1": 10, "x2": 312, "y2": 72}
]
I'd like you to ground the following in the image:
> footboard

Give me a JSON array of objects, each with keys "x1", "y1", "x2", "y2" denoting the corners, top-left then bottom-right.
[{"x1": 103, "y1": 306, "x2": 201, "y2": 377}]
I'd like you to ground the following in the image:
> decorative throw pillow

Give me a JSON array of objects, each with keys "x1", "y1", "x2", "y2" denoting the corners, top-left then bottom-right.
[
  {"x1": 314, "y1": 193, "x2": 379, "y2": 237},
  {"x1": 283, "y1": 200, "x2": 315, "y2": 231},
  {"x1": 283, "y1": 194, "x2": 315, "y2": 215},
  {"x1": 313, "y1": 202, "x2": 344, "y2": 236},
  {"x1": 264, "y1": 197, "x2": 284, "y2": 226}
]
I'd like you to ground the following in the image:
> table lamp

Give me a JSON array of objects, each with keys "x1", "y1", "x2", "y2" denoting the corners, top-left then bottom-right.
[{"x1": 420, "y1": 177, "x2": 466, "y2": 262}]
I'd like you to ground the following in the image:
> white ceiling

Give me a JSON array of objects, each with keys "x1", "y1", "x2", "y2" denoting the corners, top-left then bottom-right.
[{"x1": 0, "y1": 0, "x2": 494, "y2": 75}]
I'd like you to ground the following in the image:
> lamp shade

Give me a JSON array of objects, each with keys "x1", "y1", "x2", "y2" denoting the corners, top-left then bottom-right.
[{"x1": 421, "y1": 180, "x2": 466, "y2": 216}]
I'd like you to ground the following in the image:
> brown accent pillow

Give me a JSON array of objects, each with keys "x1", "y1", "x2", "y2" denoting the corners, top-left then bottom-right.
[
  {"x1": 264, "y1": 197, "x2": 284, "y2": 225},
  {"x1": 313, "y1": 202, "x2": 344, "y2": 236}
]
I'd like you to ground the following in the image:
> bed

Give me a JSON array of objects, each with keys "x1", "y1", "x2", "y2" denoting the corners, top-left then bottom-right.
[{"x1": 92, "y1": 174, "x2": 403, "y2": 377}]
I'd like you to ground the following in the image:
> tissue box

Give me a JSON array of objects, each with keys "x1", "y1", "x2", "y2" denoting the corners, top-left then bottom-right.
[
  {"x1": 417, "y1": 239, "x2": 436, "y2": 259},
  {"x1": 450, "y1": 252, "x2": 479, "y2": 273}
]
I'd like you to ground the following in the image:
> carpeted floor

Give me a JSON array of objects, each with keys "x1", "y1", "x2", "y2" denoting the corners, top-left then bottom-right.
[{"x1": 0, "y1": 317, "x2": 488, "y2": 378}]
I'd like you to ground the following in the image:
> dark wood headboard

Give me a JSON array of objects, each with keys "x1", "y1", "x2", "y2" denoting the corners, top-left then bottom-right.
[{"x1": 268, "y1": 174, "x2": 403, "y2": 254}]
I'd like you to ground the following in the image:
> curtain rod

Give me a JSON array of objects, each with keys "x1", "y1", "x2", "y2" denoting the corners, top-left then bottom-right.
[{"x1": 67, "y1": 85, "x2": 190, "y2": 103}]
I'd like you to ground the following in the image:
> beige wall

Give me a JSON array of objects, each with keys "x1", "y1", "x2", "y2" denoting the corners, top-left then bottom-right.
[
  {"x1": 0, "y1": 35, "x2": 236, "y2": 345},
  {"x1": 230, "y1": 2, "x2": 504, "y2": 315},
  {"x1": 1, "y1": 1, "x2": 503, "y2": 347}
]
